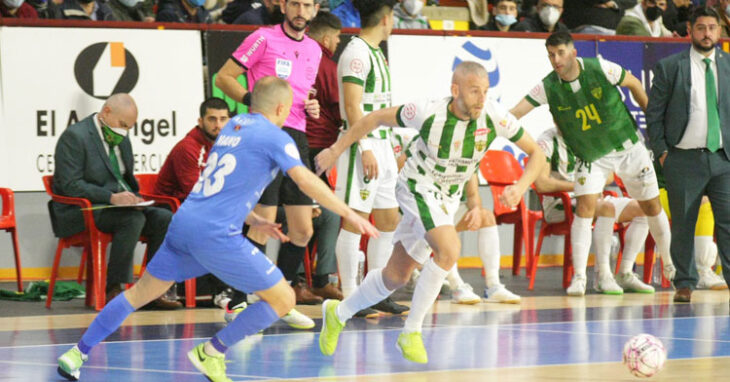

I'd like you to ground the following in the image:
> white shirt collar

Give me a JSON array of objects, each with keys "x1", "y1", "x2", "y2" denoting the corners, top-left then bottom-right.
[{"x1": 690, "y1": 46, "x2": 716, "y2": 65}]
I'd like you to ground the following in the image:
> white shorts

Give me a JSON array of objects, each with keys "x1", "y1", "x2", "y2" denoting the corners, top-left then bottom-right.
[
  {"x1": 574, "y1": 141, "x2": 659, "y2": 201},
  {"x1": 335, "y1": 137, "x2": 399, "y2": 213},
  {"x1": 542, "y1": 195, "x2": 633, "y2": 224},
  {"x1": 393, "y1": 180, "x2": 460, "y2": 264}
]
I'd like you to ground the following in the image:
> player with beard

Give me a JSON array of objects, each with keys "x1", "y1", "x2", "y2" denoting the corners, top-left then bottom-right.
[{"x1": 216, "y1": 0, "x2": 327, "y2": 313}]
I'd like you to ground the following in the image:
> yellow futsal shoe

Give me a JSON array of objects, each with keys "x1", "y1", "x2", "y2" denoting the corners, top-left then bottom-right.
[
  {"x1": 57, "y1": 345, "x2": 87, "y2": 381},
  {"x1": 319, "y1": 299, "x2": 345, "y2": 355},
  {"x1": 396, "y1": 331, "x2": 428, "y2": 364},
  {"x1": 187, "y1": 343, "x2": 232, "y2": 382}
]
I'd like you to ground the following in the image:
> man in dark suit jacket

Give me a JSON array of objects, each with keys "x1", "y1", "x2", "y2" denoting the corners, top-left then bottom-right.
[
  {"x1": 646, "y1": 7, "x2": 730, "y2": 303},
  {"x1": 52, "y1": 93, "x2": 180, "y2": 309}
]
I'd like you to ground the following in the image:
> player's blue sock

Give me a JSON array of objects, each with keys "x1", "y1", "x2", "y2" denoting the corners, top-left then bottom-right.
[
  {"x1": 212, "y1": 300, "x2": 279, "y2": 353},
  {"x1": 77, "y1": 293, "x2": 135, "y2": 355}
]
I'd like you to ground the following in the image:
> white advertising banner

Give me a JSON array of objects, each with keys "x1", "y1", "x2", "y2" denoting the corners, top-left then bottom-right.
[
  {"x1": 388, "y1": 35, "x2": 556, "y2": 162},
  {"x1": 0, "y1": 27, "x2": 204, "y2": 191}
]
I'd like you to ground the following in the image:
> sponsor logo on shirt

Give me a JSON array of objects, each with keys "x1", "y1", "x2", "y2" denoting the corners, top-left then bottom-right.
[
  {"x1": 475, "y1": 128, "x2": 488, "y2": 136},
  {"x1": 243, "y1": 35, "x2": 266, "y2": 62},
  {"x1": 276, "y1": 58, "x2": 292, "y2": 79},
  {"x1": 402, "y1": 103, "x2": 417, "y2": 121},
  {"x1": 557, "y1": 106, "x2": 572, "y2": 111},
  {"x1": 350, "y1": 58, "x2": 363, "y2": 74}
]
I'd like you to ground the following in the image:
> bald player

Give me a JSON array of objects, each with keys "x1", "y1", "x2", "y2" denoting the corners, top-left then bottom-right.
[
  {"x1": 57, "y1": 77, "x2": 378, "y2": 382},
  {"x1": 316, "y1": 61, "x2": 545, "y2": 364}
]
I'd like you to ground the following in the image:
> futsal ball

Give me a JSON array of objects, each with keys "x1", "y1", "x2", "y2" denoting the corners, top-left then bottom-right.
[{"x1": 622, "y1": 333, "x2": 667, "y2": 378}]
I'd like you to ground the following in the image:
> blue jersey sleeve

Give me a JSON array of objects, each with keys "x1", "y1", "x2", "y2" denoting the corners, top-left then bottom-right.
[{"x1": 268, "y1": 132, "x2": 305, "y2": 174}]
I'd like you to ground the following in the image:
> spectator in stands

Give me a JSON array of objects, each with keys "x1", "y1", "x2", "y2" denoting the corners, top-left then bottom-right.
[
  {"x1": 616, "y1": 0, "x2": 672, "y2": 36},
  {"x1": 108, "y1": 0, "x2": 155, "y2": 21},
  {"x1": 52, "y1": 94, "x2": 180, "y2": 309},
  {"x1": 663, "y1": 0, "x2": 693, "y2": 36},
  {"x1": 512, "y1": 0, "x2": 568, "y2": 32},
  {"x1": 156, "y1": 0, "x2": 212, "y2": 23},
  {"x1": 480, "y1": 0, "x2": 520, "y2": 31},
  {"x1": 562, "y1": 0, "x2": 637, "y2": 35},
  {"x1": 1, "y1": 0, "x2": 39, "y2": 17},
  {"x1": 53, "y1": 0, "x2": 116, "y2": 20},
  {"x1": 712, "y1": 0, "x2": 729, "y2": 36},
  {"x1": 25, "y1": 0, "x2": 54, "y2": 18},
  {"x1": 393, "y1": 0, "x2": 429, "y2": 28},
  {"x1": 331, "y1": 0, "x2": 360, "y2": 27},
  {"x1": 221, "y1": 0, "x2": 253, "y2": 23},
  {"x1": 233, "y1": 0, "x2": 284, "y2": 24},
  {"x1": 303, "y1": 11, "x2": 345, "y2": 300}
]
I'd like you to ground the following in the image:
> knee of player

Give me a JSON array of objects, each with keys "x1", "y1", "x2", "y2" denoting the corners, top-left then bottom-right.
[
  {"x1": 480, "y1": 208, "x2": 496, "y2": 227},
  {"x1": 595, "y1": 201, "x2": 615, "y2": 218},
  {"x1": 435, "y1": 244, "x2": 461, "y2": 265},
  {"x1": 640, "y1": 199, "x2": 663, "y2": 216},
  {"x1": 288, "y1": 227, "x2": 314, "y2": 246}
]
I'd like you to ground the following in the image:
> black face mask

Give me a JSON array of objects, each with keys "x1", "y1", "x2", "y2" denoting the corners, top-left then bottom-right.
[
  {"x1": 645, "y1": 6, "x2": 662, "y2": 22},
  {"x1": 77, "y1": 0, "x2": 95, "y2": 4}
]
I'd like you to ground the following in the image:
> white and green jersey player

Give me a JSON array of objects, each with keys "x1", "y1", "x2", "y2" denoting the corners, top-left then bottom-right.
[
  {"x1": 511, "y1": 31, "x2": 674, "y2": 296},
  {"x1": 535, "y1": 128, "x2": 656, "y2": 294},
  {"x1": 316, "y1": 62, "x2": 545, "y2": 364}
]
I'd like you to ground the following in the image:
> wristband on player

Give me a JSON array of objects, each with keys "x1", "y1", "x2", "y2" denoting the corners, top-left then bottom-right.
[{"x1": 242, "y1": 92, "x2": 252, "y2": 106}]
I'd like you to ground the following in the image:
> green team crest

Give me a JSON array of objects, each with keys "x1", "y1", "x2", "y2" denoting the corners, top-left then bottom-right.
[
  {"x1": 360, "y1": 189, "x2": 370, "y2": 200},
  {"x1": 591, "y1": 87, "x2": 602, "y2": 100}
]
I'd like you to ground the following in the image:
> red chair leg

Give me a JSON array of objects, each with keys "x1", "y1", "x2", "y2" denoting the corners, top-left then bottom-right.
[
  {"x1": 512, "y1": 223, "x2": 523, "y2": 276},
  {"x1": 529, "y1": 230, "x2": 546, "y2": 291},
  {"x1": 563, "y1": 235, "x2": 573, "y2": 289},
  {"x1": 185, "y1": 278, "x2": 196, "y2": 308},
  {"x1": 303, "y1": 247, "x2": 313, "y2": 288},
  {"x1": 92, "y1": 239, "x2": 107, "y2": 311},
  {"x1": 10, "y1": 228, "x2": 22, "y2": 292},
  {"x1": 77, "y1": 248, "x2": 87, "y2": 284},
  {"x1": 643, "y1": 236, "x2": 655, "y2": 284},
  {"x1": 46, "y1": 242, "x2": 65, "y2": 308}
]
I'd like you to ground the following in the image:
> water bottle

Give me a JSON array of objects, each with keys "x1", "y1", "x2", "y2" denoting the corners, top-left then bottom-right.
[{"x1": 357, "y1": 250, "x2": 366, "y2": 285}]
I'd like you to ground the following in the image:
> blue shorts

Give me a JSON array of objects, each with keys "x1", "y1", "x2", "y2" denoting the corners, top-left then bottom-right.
[{"x1": 145, "y1": 232, "x2": 284, "y2": 294}]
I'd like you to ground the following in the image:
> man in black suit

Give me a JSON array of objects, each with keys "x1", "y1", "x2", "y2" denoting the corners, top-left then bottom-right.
[
  {"x1": 647, "y1": 7, "x2": 730, "y2": 303},
  {"x1": 52, "y1": 93, "x2": 180, "y2": 309}
]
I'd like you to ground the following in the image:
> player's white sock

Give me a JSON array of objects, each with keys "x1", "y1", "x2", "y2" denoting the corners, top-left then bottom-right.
[
  {"x1": 647, "y1": 210, "x2": 672, "y2": 265},
  {"x1": 592, "y1": 216, "x2": 615, "y2": 277},
  {"x1": 336, "y1": 268, "x2": 392, "y2": 322},
  {"x1": 446, "y1": 263, "x2": 465, "y2": 289},
  {"x1": 477, "y1": 226, "x2": 501, "y2": 287},
  {"x1": 619, "y1": 216, "x2": 648, "y2": 274},
  {"x1": 336, "y1": 230, "x2": 361, "y2": 297},
  {"x1": 366, "y1": 231, "x2": 395, "y2": 271},
  {"x1": 571, "y1": 216, "x2": 593, "y2": 278},
  {"x1": 695, "y1": 236, "x2": 716, "y2": 271},
  {"x1": 404, "y1": 258, "x2": 448, "y2": 333}
]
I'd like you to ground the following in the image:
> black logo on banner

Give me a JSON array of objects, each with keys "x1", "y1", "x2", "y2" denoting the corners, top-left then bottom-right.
[{"x1": 74, "y1": 42, "x2": 139, "y2": 100}]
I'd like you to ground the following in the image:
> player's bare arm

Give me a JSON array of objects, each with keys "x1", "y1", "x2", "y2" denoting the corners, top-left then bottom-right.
[
  {"x1": 461, "y1": 174, "x2": 483, "y2": 231},
  {"x1": 215, "y1": 59, "x2": 248, "y2": 103},
  {"x1": 315, "y1": 106, "x2": 400, "y2": 174},
  {"x1": 500, "y1": 133, "x2": 545, "y2": 206},
  {"x1": 342, "y1": 81, "x2": 379, "y2": 180},
  {"x1": 510, "y1": 98, "x2": 537, "y2": 120},
  {"x1": 620, "y1": 71, "x2": 648, "y2": 112},
  {"x1": 534, "y1": 160, "x2": 575, "y2": 193},
  {"x1": 287, "y1": 165, "x2": 379, "y2": 238}
]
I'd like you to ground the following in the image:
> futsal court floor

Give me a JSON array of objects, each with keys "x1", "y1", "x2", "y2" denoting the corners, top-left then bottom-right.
[{"x1": 1, "y1": 272, "x2": 729, "y2": 381}]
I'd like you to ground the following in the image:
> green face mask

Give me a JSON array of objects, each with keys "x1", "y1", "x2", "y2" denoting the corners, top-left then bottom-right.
[{"x1": 100, "y1": 118, "x2": 128, "y2": 146}]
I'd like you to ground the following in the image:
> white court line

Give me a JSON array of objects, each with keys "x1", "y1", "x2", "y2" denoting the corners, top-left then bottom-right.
[{"x1": 0, "y1": 359, "x2": 271, "y2": 379}]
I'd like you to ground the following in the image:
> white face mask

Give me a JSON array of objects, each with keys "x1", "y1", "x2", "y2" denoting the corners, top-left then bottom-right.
[
  {"x1": 726, "y1": 4, "x2": 730, "y2": 18},
  {"x1": 2, "y1": 0, "x2": 25, "y2": 8},
  {"x1": 538, "y1": 5, "x2": 561, "y2": 27},
  {"x1": 403, "y1": 0, "x2": 423, "y2": 16},
  {"x1": 118, "y1": 0, "x2": 142, "y2": 7}
]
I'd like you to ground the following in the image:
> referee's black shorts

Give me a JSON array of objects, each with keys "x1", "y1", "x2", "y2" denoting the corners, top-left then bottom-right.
[{"x1": 258, "y1": 127, "x2": 314, "y2": 206}]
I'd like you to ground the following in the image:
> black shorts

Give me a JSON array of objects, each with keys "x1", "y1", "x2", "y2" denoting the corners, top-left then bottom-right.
[{"x1": 259, "y1": 127, "x2": 314, "y2": 206}]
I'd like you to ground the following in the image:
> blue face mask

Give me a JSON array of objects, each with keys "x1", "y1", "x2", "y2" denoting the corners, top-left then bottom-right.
[
  {"x1": 495, "y1": 13, "x2": 517, "y2": 26},
  {"x1": 184, "y1": 0, "x2": 205, "y2": 7}
]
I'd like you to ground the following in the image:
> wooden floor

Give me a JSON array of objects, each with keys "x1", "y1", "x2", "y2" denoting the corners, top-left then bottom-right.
[{"x1": 1, "y1": 290, "x2": 729, "y2": 381}]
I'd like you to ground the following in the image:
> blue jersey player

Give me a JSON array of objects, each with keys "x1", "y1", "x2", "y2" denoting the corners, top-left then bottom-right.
[{"x1": 57, "y1": 77, "x2": 378, "y2": 382}]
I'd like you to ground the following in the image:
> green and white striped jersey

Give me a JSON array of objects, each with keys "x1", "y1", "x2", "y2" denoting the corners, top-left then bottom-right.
[
  {"x1": 338, "y1": 36, "x2": 392, "y2": 139},
  {"x1": 536, "y1": 127, "x2": 576, "y2": 182},
  {"x1": 396, "y1": 97, "x2": 525, "y2": 197}
]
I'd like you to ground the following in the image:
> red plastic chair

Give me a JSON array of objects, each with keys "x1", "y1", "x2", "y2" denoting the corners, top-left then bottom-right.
[
  {"x1": 479, "y1": 151, "x2": 541, "y2": 278},
  {"x1": 532, "y1": 189, "x2": 575, "y2": 290},
  {"x1": 43, "y1": 176, "x2": 113, "y2": 311},
  {"x1": 0, "y1": 188, "x2": 23, "y2": 291},
  {"x1": 612, "y1": 176, "x2": 670, "y2": 288},
  {"x1": 134, "y1": 173, "x2": 198, "y2": 307}
]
